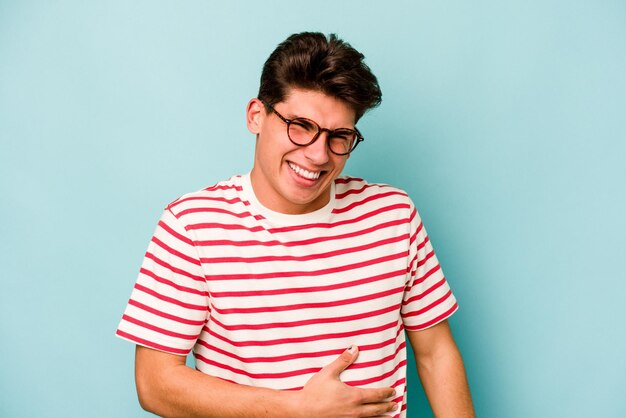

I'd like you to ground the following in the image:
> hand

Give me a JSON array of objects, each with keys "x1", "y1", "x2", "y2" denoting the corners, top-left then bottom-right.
[{"x1": 297, "y1": 345, "x2": 398, "y2": 418}]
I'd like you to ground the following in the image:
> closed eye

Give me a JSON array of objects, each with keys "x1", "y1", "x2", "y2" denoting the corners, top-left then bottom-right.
[
  {"x1": 291, "y1": 118, "x2": 317, "y2": 131},
  {"x1": 331, "y1": 129, "x2": 356, "y2": 140}
]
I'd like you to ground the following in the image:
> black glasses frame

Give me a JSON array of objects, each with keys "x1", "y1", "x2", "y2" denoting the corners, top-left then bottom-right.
[{"x1": 261, "y1": 101, "x2": 364, "y2": 156}]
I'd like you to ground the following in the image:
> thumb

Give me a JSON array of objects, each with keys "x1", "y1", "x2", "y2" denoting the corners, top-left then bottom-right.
[{"x1": 322, "y1": 345, "x2": 359, "y2": 378}]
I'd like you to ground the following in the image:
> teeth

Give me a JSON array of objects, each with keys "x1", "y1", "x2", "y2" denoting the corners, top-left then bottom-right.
[{"x1": 288, "y1": 162, "x2": 321, "y2": 180}]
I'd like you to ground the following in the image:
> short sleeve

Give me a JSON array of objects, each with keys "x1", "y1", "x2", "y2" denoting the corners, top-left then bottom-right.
[
  {"x1": 116, "y1": 207, "x2": 210, "y2": 355},
  {"x1": 401, "y1": 201, "x2": 458, "y2": 330}
]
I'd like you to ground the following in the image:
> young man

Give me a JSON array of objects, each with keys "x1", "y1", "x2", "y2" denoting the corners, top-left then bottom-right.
[{"x1": 117, "y1": 32, "x2": 475, "y2": 417}]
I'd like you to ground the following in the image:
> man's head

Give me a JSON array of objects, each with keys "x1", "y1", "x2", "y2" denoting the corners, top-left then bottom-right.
[
  {"x1": 247, "y1": 32, "x2": 381, "y2": 215},
  {"x1": 257, "y1": 32, "x2": 382, "y2": 122}
]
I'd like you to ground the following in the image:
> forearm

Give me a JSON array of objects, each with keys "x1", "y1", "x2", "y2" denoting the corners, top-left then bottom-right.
[
  {"x1": 135, "y1": 345, "x2": 397, "y2": 418},
  {"x1": 135, "y1": 348, "x2": 300, "y2": 418},
  {"x1": 415, "y1": 342, "x2": 474, "y2": 418}
]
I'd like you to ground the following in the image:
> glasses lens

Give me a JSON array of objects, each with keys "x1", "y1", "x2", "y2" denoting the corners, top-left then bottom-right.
[
  {"x1": 288, "y1": 118, "x2": 318, "y2": 145},
  {"x1": 287, "y1": 117, "x2": 359, "y2": 155},
  {"x1": 328, "y1": 130, "x2": 357, "y2": 155}
]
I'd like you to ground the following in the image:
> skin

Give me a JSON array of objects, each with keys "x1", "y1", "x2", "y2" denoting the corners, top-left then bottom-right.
[
  {"x1": 246, "y1": 88, "x2": 353, "y2": 214},
  {"x1": 133, "y1": 88, "x2": 475, "y2": 417},
  {"x1": 408, "y1": 321, "x2": 475, "y2": 417},
  {"x1": 135, "y1": 345, "x2": 397, "y2": 417}
]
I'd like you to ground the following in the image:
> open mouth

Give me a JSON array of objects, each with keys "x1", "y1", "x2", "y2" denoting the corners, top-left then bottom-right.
[{"x1": 288, "y1": 162, "x2": 322, "y2": 181}]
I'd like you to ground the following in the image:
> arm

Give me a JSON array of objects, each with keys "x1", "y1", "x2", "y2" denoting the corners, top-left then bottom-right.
[
  {"x1": 407, "y1": 320, "x2": 475, "y2": 418},
  {"x1": 135, "y1": 344, "x2": 397, "y2": 418}
]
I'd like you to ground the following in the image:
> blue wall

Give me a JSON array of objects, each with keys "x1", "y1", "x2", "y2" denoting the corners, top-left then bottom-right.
[{"x1": 1, "y1": 1, "x2": 625, "y2": 417}]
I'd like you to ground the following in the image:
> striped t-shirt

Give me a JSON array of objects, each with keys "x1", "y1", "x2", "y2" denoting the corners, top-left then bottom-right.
[{"x1": 116, "y1": 173, "x2": 458, "y2": 417}]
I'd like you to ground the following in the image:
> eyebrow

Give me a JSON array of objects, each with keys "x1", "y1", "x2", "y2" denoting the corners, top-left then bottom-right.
[
  {"x1": 269, "y1": 102, "x2": 356, "y2": 130},
  {"x1": 290, "y1": 114, "x2": 356, "y2": 131}
]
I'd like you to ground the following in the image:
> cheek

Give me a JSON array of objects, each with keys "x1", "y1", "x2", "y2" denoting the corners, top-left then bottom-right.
[
  {"x1": 332, "y1": 156, "x2": 348, "y2": 172},
  {"x1": 258, "y1": 141, "x2": 295, "y2": 177},
  {"x1": 259, "y1": 130, "x2": 292, "y2": 158},
  {"x1": 257, "y1": 136, "x2": 279, "y2": 162}
]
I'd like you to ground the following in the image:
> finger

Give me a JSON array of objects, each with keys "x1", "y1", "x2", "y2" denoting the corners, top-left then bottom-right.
[
  {"x1": 320, "y1": 345, "x2": 359, "y2": 377},
  {"x1": 359, "y1": 401, "x2": 399, "y2": 417},
  {"x1": 355, "y1": 386, "x2": 396, "y2": 404}
]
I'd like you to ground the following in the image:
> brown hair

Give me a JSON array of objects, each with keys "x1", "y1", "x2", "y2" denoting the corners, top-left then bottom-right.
[{"x1": 258, "y1": 32, "x2": 382, "y2": 122}]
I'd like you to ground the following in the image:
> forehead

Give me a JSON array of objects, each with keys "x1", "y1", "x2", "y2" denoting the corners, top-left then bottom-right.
[{"x1": 280, "y1": 88, "x2": 356, "y2": 127}]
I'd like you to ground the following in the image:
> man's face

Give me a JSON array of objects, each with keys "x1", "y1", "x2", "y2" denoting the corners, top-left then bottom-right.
[{"x1": 247, "y1": 88, "x2": 356, "y2": 214}]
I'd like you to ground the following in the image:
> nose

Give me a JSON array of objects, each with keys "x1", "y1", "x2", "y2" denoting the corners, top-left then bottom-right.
[{"x1": 303, "y1": 130, "x2": 331, "y2": 165}]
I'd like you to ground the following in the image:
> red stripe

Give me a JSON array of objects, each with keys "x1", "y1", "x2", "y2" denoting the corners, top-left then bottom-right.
[
  {"x1": 158, "y1": 218, "x2": 193, "y2": 246},
  {"x1": 204, "y1": 251, "x2": 407, "y2": 281},
  {"x1": 409, "y1": 207, "x2": 417, "y2": 223},
  {"x1": 139, "y1": 267, "x2": 208, "y2": 296},
  {"x1": 211, "y1": 303, "x2": 401, "y2": 331},
  {"x1": 121, "y1": 314, "x2": 198, "y2": 340},
  {"x1": 349, "y1": 341, "x2": 406, "y2": 370},
  {"x1": 194, "y1": 218, "x2": 407, "y2": 248},
  {"x1": 199, "y1": 341, "x2": 345, "y2": 364},
  {"x1": 409, "y1": 218, "x2": 423, "y2": 246},
  {"x1": 403, "y1": 277, "x2": 447, "y2": 305},
  {"x1": 416, "y1": 250, "x2": 436, "y2": 268},
  {"x1": 195, "y1": 353, "x2": 322, "y2": 380},
  {"x1": 335, "y1": 177, "x2": 364, "y2": 184},
  {"x1": 416, "y1": 235, "x2": 430, "y2": 252},
  {"x1": 197, "y1": 328, "x2": 404, "y2": 364},
  {"x1": 346, "y1": 359, "x2": 407, "y2": 387},
  {"x1": 407, "y1": 253, "x2": 417, "y2": 273},
  {"x1": 128, "y1": 299, "x2": 207, "y2": 326},
  {"x1": 335, "y1": 184, "x2": 368, "y2": 199},
  {"x1": 134, "y1": 283, "x2": 208, "y2": 311},
  {"x1": 177, "y1": 206, "x2": 258, "y2": 220},
  {"x1": 202, "y1": 234, "x2": 407, "y2": 264},
  {"x1": 403, "y1": 289, "x2": 453, "y2": 318},
  {"x1": 405, "y1": 302, "x2": 458, "y2": 331},
  {"x1": 260, "y1": 203, "x2": 409, "y2": 234},
  {"x1": 170, "y1": 195, "x2": 245, "y2": 210},
  {"x1": 144, "y1": 252, "x2": 205, "y2": 282},
  {"x1": 406, "y1": 264, "x2": 442, "y2": 291},
  {"x1": 203, "y1": 183, "x2": 243, "y2": 192},
  {"x1": 196, "y1": 341, "x2": 406, "y2": 381},
  {"x1": 334, "y1": 191, "x2": 408, "y2": 214},
  {"x1": 151, "y1": 236, "x2": 201, "y2": 266},
  {"x1": 391, "y1": 376, "x2": 407, "y2": 389},
  {"x1": 210, "y1": 269, "x2": 405, "y2": 298},
  {"x1": 115, "y1": 330, "x2": 188, "y2": 355},
  {"x1": 206, "y1": 320, "x2": 399, "y2": 347},
  {"x1": 392, "y1": 398, "x2": 406, "y2": 414},
  {"x1": 187, "y1": 222, "x2": 265, "y2": 232},
  {"x1": 213, "y1": 286, "x2": 404, "y2": 315},
  {"x1": 282, "y1": 374, "x2": 408, "y2": 394}
]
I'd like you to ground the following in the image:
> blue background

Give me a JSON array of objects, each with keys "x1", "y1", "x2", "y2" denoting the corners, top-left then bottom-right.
[{"x1": 1, "y1": 1, "x2": 625, "y2": 417}]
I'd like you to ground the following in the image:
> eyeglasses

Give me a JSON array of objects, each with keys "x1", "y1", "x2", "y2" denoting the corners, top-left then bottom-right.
[{"x1": 262, "y1": 101, "x2": 364, "y2": 156}]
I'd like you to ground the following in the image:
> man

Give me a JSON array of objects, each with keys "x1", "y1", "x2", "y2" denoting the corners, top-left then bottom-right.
[{"x1": 117, "y1": 32, "x2": 475, "y2": 417}]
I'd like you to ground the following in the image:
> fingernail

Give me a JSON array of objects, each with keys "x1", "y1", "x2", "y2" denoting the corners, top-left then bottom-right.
[
  {"x1": 392, "y1": 403, "x2": 399, "y2": 411},
  {"x1": 347, "y1": 345, "x2": 356, "y2": 353}
]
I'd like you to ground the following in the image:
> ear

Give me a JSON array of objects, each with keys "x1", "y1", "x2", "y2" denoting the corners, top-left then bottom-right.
[{"x1": 246, "y1": 98, "x2": 265, "y2": 134}]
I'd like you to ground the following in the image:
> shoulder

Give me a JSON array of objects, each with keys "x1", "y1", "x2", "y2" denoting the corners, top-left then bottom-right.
[
  {"x1": 164, "y1": 175, "x2": 246, "y2": 218},
  {"x1": 335, "y1": 176, "x2": 412, "y2": 204},
  {"x1": 334, "y1": 176, "x2": 415, "y2": 217}
]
